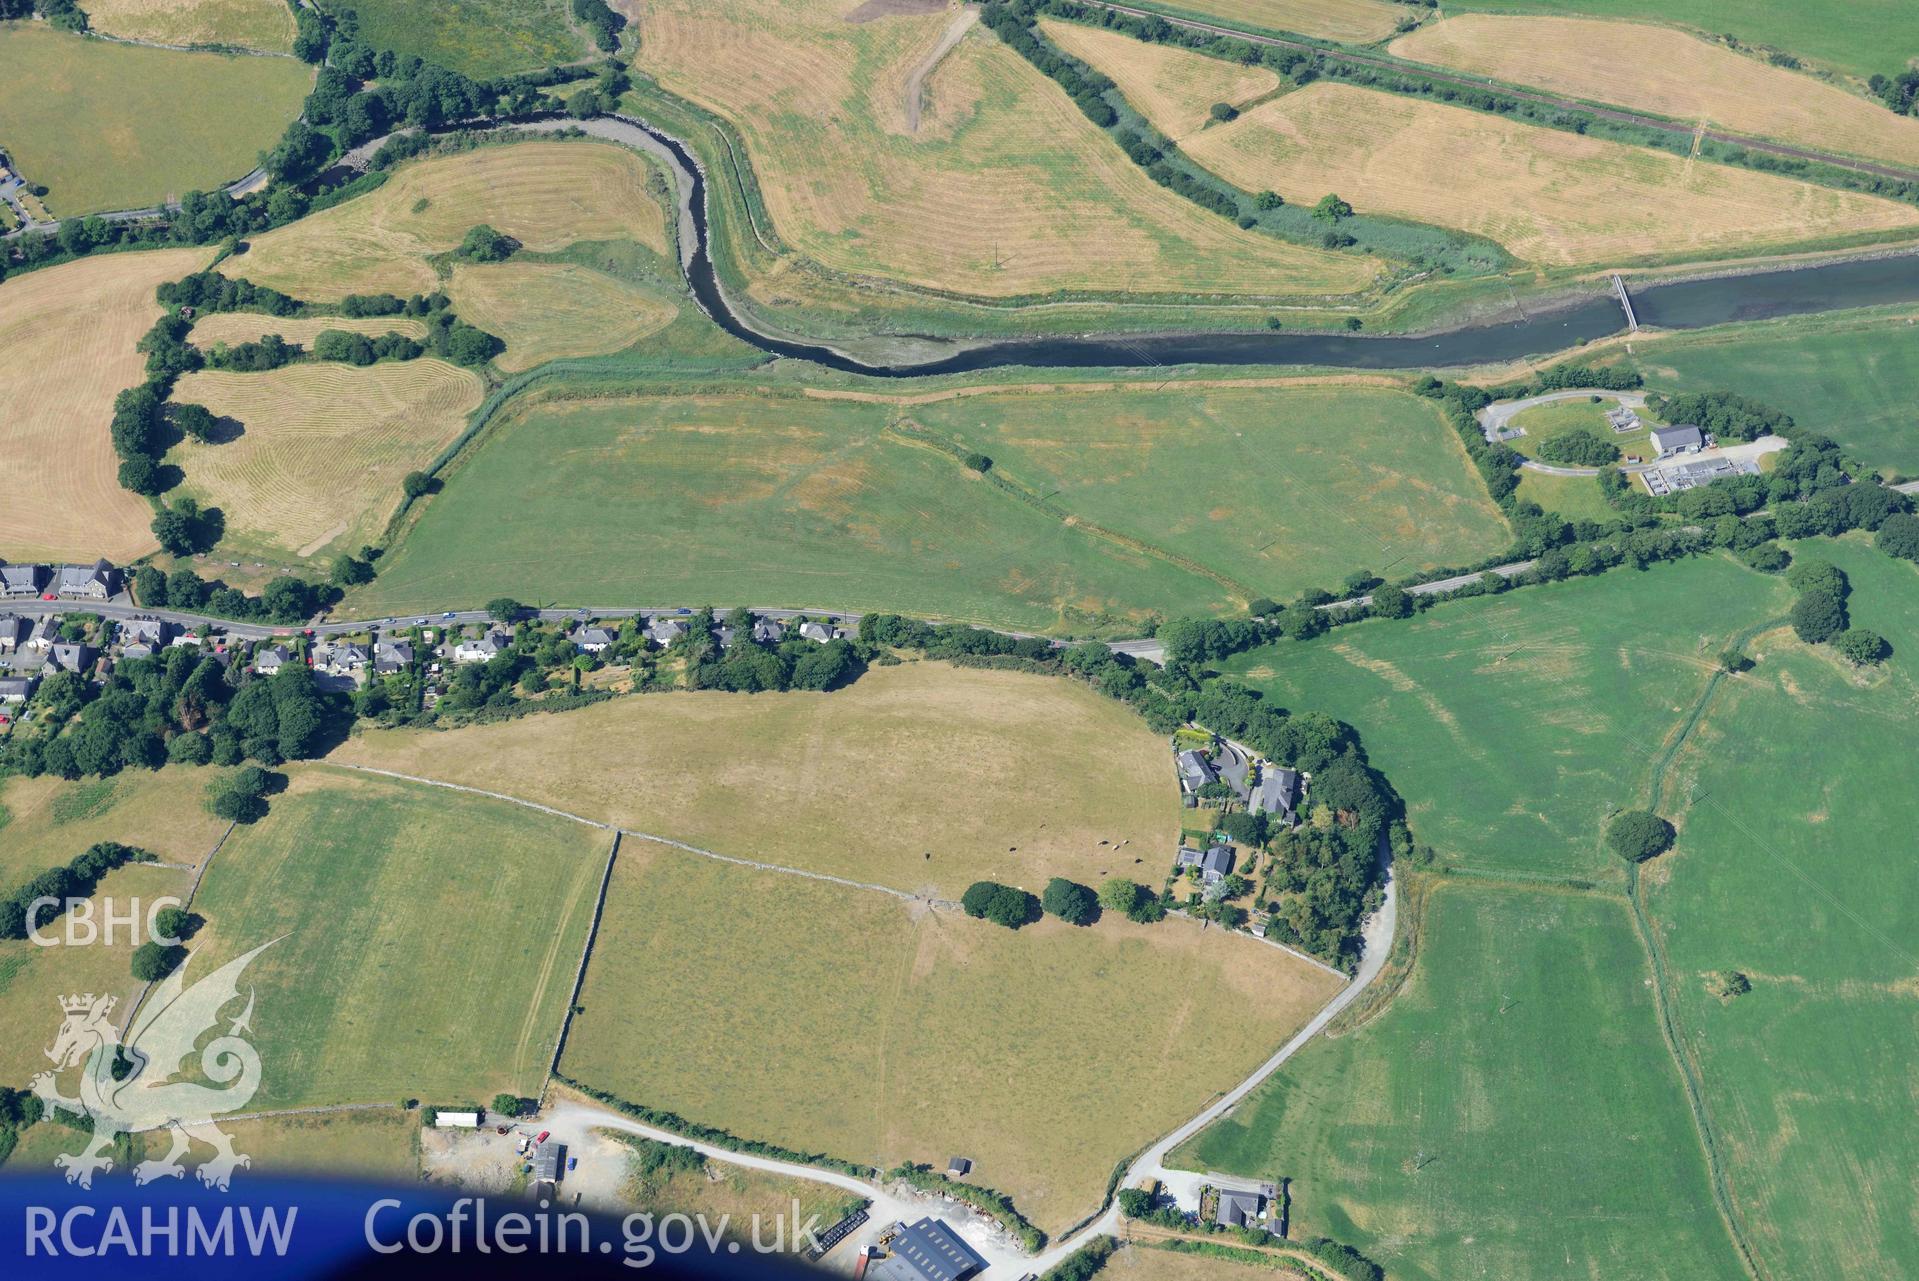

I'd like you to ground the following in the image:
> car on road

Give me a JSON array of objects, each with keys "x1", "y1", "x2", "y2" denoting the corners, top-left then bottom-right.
[
  {"x1": 442, "y1": 612, "x2": 456, "y2": 619},
  {"x1": 674, "y1": 608, "x2": 692, "y2": 615}
]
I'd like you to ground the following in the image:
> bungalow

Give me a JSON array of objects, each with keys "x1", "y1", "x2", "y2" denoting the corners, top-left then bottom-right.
[
  {"x1": 572, "y1": 625, "x2": 618, "y2": 655},
  {"x1": 1651, "y1": 424, "x2": 1705, "y2": 457},
  {"x1": 0, "y1": 674, "x2": 38, "y2": 703},
  {"x1": 1215, "y1": 1189, "x2": 1264, "y2": 1230},
  {"x1": 1176, "y1": 844, "x2": 1235, "y2": 886},
  {"x1": 797, "y1": 621, "x2": 847, "y2": 644},
  {"x1": 752, "y1": 616, "x2": 787, "y2": 645},
  {"x1": 311, "y1": 642, "x2": 369, "y2": 677},
  {"x1": 44, "y1": 642, "x2": 95, "y2": 675},
  {"x1": 452, "y1": 630, "x2": 510, "y2": 664},
  {"x1": 1251, "y1": 766, "x2": 1300, "y2": 823},
  {"x1": 56, "y1": 559, "x2": 117, "y2": 601},
  {"x1": 0, "y1": 615, "x2": 27, "y2": 652},
  {"x1": 253, "y1": 644, "x2": 290, "y2": 675},
  {"x1": 373, "y1": 638, "x2": 415, "y2": 674},
  {"x1": 643, "y1": 617, "x2": 687, "y2": 647},
  {"x1": 0, "y1": 564, "x2": 48, "y2": 598}
]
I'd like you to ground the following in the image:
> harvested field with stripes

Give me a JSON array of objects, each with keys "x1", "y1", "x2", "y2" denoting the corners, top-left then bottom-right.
[
  {"x1": 167, "y1": 359, "x2": 485, "y2": 560},
  {"x1": 634, "y1": 0, "x2": 1378, "y2": 299},
  {"x1": 218, "y1": 142, "x2": 671, "y2": 301},
  {"x1": 1141, "y1": 0, "x2": 1406, "y2": 44},
  {"x1": 445, "y1": 261, "x2": 680, "y2": 372},
  {"x1": 0, "y1": 248, "x2": 211, "y2": 563},
  {"x1": 1391, "y1": 15, "x2": 1919, "y2": 172},
  {"x1": 1183, "y1": 82, "x2": 1919, "y2": 266},
  {"x1": 85, "y1": 0, "x2": 297, "y2": 53},
  {"x1": 1041, "y1": 18, "x2": 1279, "y2": 140}
]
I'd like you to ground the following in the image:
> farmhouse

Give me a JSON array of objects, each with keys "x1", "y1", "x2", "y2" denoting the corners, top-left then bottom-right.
[
  {"x1": 870, "y1": 1218, "x2": 987, "y2": 1281},
  {"x1": 56, "y1": 559, "x2": 119, "y2": 600},
  {"x1": 0, "y1": 564, "x2": 48, "y2": 598},
  {"x1": 1651, "y1": 424, "x2": 1705, "y2": 457},
  {"x1": 1252, "y1": 767, "x2": 1301, "y2": 823},
  {"x1": 1216, "y1": 1188, "x2": 1264, "y2": 1229}
]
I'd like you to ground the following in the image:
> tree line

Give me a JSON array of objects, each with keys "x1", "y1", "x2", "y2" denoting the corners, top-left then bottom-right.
[{"x1": 0, "y1": 842, "x2": 151, "y2": 940}]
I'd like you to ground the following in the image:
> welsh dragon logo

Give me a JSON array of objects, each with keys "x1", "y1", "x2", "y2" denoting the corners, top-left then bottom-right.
[{"x1": 31, "y1": 940, "x2": 277, "y2": 1190}]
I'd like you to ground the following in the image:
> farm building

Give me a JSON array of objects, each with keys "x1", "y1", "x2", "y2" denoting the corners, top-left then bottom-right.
[
  {"x1": 1651, "y1": 425, "x2": 1705, "y2": 456},
  {"x1": 433, "y1": 1111, "x2": 480, "y2": 1129},
  {"x1": 870, "y1": 1218, "x2": 987, "y2": 1281},
  {"x1": 530, "y1": 1139, "x2": 567, "y2": 1183}
]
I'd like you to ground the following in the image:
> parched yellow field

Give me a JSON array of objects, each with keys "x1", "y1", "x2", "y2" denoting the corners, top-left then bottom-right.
[
  {"x1": 187, "y1": 313, "x2": 430, "y2": 349},
  {"x1": 445, "y1": 261, "x2": 679, "y2": 372},
  {"x1": 334, "y1": 661, "x2": 1176, "y2": 900},
  {"x1": 564, "y1": 842, "x2": 1343, "y2": 1233},
  {"x1": 636, "y1": 0, "x2": 1378, "y2": 298},
  {"x1": 84, "y1": 0, "x2": 296, "y2": 53},
  {"x1": 1042, "y1": 18, "x2": 1279, "y2": 140},
  {"x1": 0, "y1": 770, "x2": 235, "y2": 888},
  {"x1": 1145, "y1": 0, "x2": 1405, "y2": 44},
  {"x1": 1391, "y1": 15, "x2": 1919, "y2": 172},
  {"x1": 167, "y1": 359, "x2": 485, "y2": 559},
  {"x1": 220, "y1": 142, "x2": 671, "y2": 301},
  {"x1": 1184, "y1": 82, "x2": 1919, "y2": 266},
  {"x1": 136, "y1": 1110, "x2": 421, "y2": 1181},
  {"x1": 0, "y1": 862, "x2": 198, "y2": 1089},
  {"x1": 0, "y1": 248, "x2": 211, "y2": 563}
]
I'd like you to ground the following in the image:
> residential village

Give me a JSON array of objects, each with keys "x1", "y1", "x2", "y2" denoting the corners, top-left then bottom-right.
[{"x1": 0, "y1": 554, "x2": 861, "y2": 732}]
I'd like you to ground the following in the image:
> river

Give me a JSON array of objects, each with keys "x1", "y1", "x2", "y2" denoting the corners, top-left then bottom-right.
[{"x1": 570, "y1": 115, "x2": 1919, "y2": 377}]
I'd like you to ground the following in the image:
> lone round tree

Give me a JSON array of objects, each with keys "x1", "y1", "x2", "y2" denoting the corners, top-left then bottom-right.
[
  {"x1": 1606, "y1": 810, "x2": 1675, "y2": 863},
  {"x1": 1042, "y1": 877, "x2": 1098, "y2": 926}
]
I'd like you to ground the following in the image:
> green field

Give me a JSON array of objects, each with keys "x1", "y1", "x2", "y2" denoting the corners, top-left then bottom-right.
[
  {"x1": 1505, "y1": 396, "x2": 1650, "y2": 462},
  {"x1": 319, "y1": 0, "x2": 590, "y2": 79},
  {"x1": 1514, "y1": 469, "x2": 1617, "y2": 523},
  {"x1": 186, "y1": 766, "x2": 608, "y2": 1109},
  {"x1": 0, "y1": 25, "x2": 310, "y2": 215},
  {"x1": 355, "y1": 390, "x2": 1235, "y2": 631},
  {"x1": 1644, "y1": 537, "x2": 1919, "y2": 1277},
  {"x1": 563, "y1": 842, "x2": 1342, "y2": 1234},
  {"x1": 908, "y1": 384, "x2": 1511, "y2": 600},
  {"x1": 358, "y1": 382, "x2": 1514, "y2": 630},
  {"x1": 1222, "y1": 554, "x2": 1791, "y2": 881},
  {"x1": 1632, "y1": 317, "x2": 1919, "y2": 477},
  {"x1": 1177, "y1": 881, "x2": 1748, "y2": 1281},
  {"x1": 1448, "y1": 0, "x2": 1916, "y2": 80}
]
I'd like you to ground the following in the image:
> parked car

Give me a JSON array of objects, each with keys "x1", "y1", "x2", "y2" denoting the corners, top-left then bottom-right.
[
  {"x1": 535, "y1": 1130, "x2": 550, "y2": 1145},
  {"x1": 567, "y1": 1156, "x2": 578, "y2": 1171}
]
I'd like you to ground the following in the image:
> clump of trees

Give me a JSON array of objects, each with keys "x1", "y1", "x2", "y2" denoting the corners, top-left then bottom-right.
[
  {"x1": 0, "y1": 649, "x2": 339, "y2": 782},
  {"x1": 1706, "y1": 970, "x2": 1752, "y2": 1000},
  {"x1": 572, "y1": 0, "x2": 626, "y2": 52},
  {"x1": 1787, "y1": 558, "x2": 1850, "y2": 645},
  {"x1": 1606, "y1": 810, "x2": 1675, "y2": 863},
  {"x1": 962, "y1": 881, "x2": 1041, "y2": 929},
  {"x1": 1644, "y1": 391, "x2": 1794, "y2": 443},
  {"x1": 0, "y1": 842, "x2": 154, "y2": 940},
  {"x1": 1041, "y1": 877, "x2": 1099, "y2": 925},
  {"x1": 1536, "y1": 427, "x2": 1619, "y2": 467},
  {"x1": 1099, "y1": 877, "x2": 1165, "y2": 923},
  {"x1": 209, "y1": 766, "x2": 280, "y2": 824},
  {"x1": 456, "y1": 223, "x2": 516, "y2": 262},
  {"x1": 131, "y1": 939, "x2": 187, "y2": 982}
]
